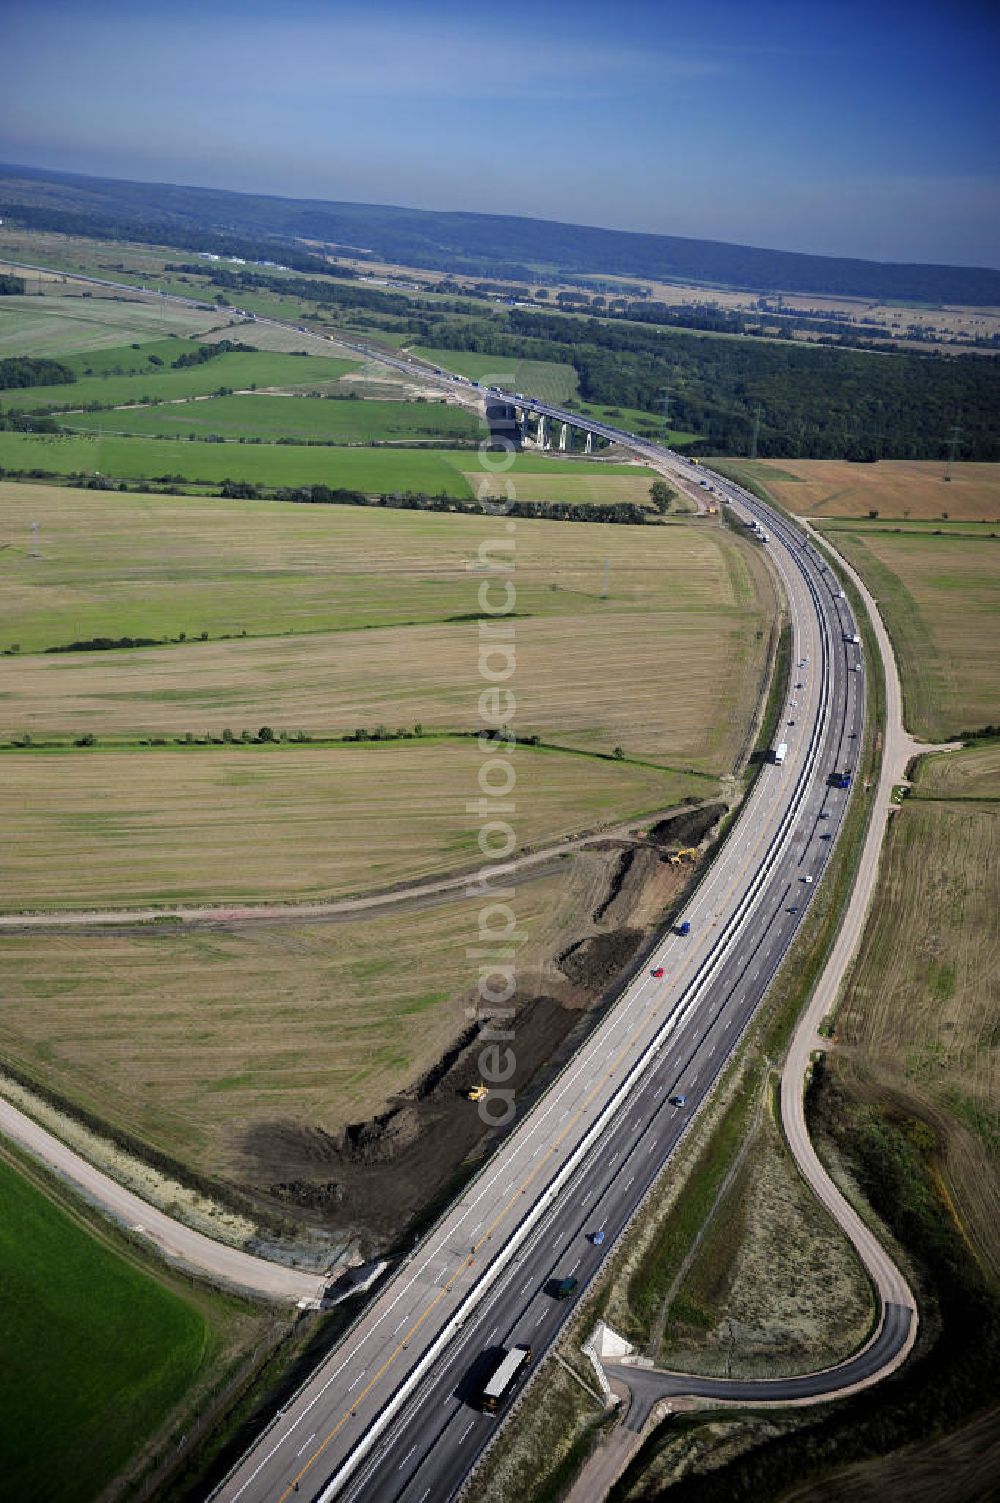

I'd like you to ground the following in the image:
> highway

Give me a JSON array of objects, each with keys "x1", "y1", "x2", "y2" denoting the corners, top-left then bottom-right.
[
  {"x1": 208, "y1": 414, "x2": 879, "y2": 1498},
  {"x1": 0, "y1": 259, "x2": 917, "y2": 1498}
]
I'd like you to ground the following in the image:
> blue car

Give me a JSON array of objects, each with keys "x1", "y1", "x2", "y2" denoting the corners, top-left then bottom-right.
[
  {"x1": 670, "y1": 1094, "x2": 687, "y2": 1108},
  {"x1": 591, "y1": 1229, "x2": 606, "y2": 1247}
]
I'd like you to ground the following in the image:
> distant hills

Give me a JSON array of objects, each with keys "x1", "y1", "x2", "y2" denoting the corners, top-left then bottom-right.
[{"x1": 2, "y1": 161, "x2": 999, "y2": 306}]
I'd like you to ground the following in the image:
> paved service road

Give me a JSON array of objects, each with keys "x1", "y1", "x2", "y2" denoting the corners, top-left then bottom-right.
[
  {"x1": 0, "y1": 262, "x2": 918, "y2": 1499},
  {"x1": 0, "y1": 1096, "x2": 326, "y2": 1302},
  {"x1": 609, "y1": 1302, "x2": 915, "y2": 1432}
]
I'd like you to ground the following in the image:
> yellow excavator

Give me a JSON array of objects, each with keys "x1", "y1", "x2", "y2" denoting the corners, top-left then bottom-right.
[
  {"x1": 465, "y1": 1083, "x2": 489, "y2": 1102},
  {"x1": 667, "y1": 847, "x2": 699, "y2": 866}
]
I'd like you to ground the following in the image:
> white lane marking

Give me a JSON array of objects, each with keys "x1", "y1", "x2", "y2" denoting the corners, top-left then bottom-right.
[
  {"x1": 296, "y1": 1432, "x2": 316, "y2": 1457},
  {"x1": 569, "y1": 1258, "x2": 581, "y2": 1273},
  {"x1": 485, "y1": 1326, "x2": 498, "y2": 1343},
  {"x1": 398, "y1": 1444, "x2": 417, "y2": 1470},
  {"x1": 459, "y1": 1422, "x2": 474, "y2": 1444},
  {"x1": 347, "y1": 1369, "x2": 367, "y2": 1392},
  {"x1": 535, "y1": 1309, "x2": 546, "y2": 1325}
]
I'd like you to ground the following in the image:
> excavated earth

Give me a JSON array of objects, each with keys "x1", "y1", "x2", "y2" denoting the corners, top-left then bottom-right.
[{"x1": 240, "y1": 802, "x2": 727, "y2": 1255}]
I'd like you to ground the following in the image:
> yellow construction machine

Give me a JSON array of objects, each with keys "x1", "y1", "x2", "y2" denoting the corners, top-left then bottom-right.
[{"x1": 465, "y1": 1083, "x2": 489, "y2": 1102}]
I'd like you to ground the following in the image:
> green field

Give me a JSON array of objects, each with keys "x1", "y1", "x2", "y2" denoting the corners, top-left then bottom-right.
[
  {"x1": 0, "y1": 431, "x2": 653, "y2": 495},
  {"x1": 816, "y1": 522, "x2": 1000, "y2": 739},
  {"x1": 0, "y1": 346, "x2": 359, "y2": 411},
  {"x1": 412, "y1": 346, "x2": 579, "y2": 403},
  {"x1": 64, "y1": 392, "x2": 483, "y2": 444},
  {"x1": 0, "y1": 1150, "x2": 212, "y2": 1502}
]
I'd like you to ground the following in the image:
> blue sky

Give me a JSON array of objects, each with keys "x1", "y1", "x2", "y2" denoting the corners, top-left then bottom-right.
[{"x1": 2, "y1": 0, "x2": 998, "y2": 265}]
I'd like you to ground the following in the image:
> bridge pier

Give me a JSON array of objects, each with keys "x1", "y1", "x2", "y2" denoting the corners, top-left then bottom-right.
[
  {"x1": 585, "y1": 430, "x2": 594, "y2": 454},
  {"x1": 537, "y1": 415, "x2": 548, "y2": 449},
  {"x1": 559, "y1": 423, "x2": 569, "y2": 451}
]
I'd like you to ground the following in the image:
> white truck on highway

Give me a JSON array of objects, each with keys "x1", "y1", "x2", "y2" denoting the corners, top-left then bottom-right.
[
  {"x1": 481, "y1": 1345, "x2": 532, "y2": 1412},
  {"x1": 773, "y1": 742, "x2": 788, "y2": 766}
]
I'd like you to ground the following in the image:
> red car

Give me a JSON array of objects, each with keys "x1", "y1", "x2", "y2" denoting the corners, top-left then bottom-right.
[{"x1": 651, "y1": 966, "x2": 665, "y2": 978}]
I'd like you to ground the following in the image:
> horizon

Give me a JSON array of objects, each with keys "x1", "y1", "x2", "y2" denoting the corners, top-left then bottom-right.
[
  {"x1": 6, "y1": 154, "x2": 999, "y2": 274},
  {"x1": 3, "y1": 0, "x2": 998, "y2": 269}
]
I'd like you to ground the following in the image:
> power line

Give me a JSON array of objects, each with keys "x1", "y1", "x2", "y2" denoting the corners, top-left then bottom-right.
[
  {"x1": 944, "y1": 423, "x2": 962, "y2": 482},
  {"x1": 748, "y1": 402, "x2": 763, "y2": 459}
]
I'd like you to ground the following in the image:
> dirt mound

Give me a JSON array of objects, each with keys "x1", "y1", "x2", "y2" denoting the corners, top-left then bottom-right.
[
  {"x1": 269, "y1": 1179, "x2": 344, "y2": 1209},
  {"x1": 558, "y1": 927, "x2": 645, "y2": 991},
  {"x1": 242, "y1": 993, "x2": 585, "y2": 1247},
  {"x1": 239, "y1": 804, "x2": 732, "y2": 1250},
  {"x1": 593, "y1": 849, "x2": 636, "y2": 923},
  {"x1": 647, "y1": 801, "x2": 726, "y2": 849}
]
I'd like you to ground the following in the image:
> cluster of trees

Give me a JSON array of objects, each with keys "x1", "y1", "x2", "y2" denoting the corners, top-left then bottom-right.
[
  {"x1": 0, "y1": 356, "x2": 75, "y2": 389},
  {"x1": 423, "y1": 311, "x2": 1000, "y2": 461},
  {"x1": 221, "y1": 481, "x2": 653, "y2": 524},
  {"x1": 169, "y1": 338, "x2": 254, "y2": 368},
  {"x1": 0, "y1": 406, "x2": 62, "y2": 433},
  {"x1": 0, "y1": 274, "x2": 25, "y2": 295}
]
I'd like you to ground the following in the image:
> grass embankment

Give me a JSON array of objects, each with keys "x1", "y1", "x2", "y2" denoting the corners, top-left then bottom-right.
[
  {"x1": 0, "y1": 1146, "x2": 269, "y2": 1503},
  {"x1": 64, "y1": 392, "x2": 482, "y2": 444}
]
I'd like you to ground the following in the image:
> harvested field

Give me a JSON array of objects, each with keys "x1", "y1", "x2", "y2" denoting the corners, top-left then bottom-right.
[
  {"x1": 0, "y1": 742, "x2": 694, "y2": 910},
  {"x1": 0, "y1": 484, "x2": 772, "y2": 774},
  {"x1": 459, "y1": 468, "x2": 660, "y2": 506},
  {"x1": 749, "y1": 459, "x2": 1000, "y2": 523},
  {"x1": 1, "y1": 611, "x2": 761, "y2": 765},
  {"x1": 912, "y1": 741, "x2": 1000, "y2": 799},
  {"x1": 0, "y1": 292, "x2": 224, "y2": 356},
  {"x1": 815, "y1": 523, "x2": 1000, "y2": 739},
  {"x1": 782, "y1": 1403, "x2": 1000, "y2": 1503},
  {"x1": 833, "y1": 743, "x2": 1000, "y2": 1281},
  {"x1": 0, "y1": 838, "x2": 691, "y2": 1237}
]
